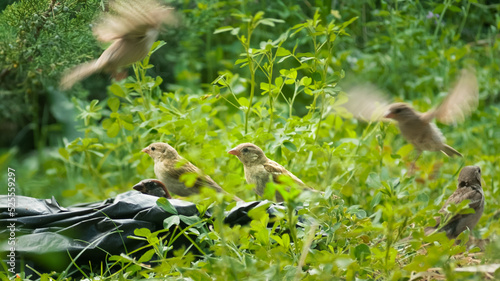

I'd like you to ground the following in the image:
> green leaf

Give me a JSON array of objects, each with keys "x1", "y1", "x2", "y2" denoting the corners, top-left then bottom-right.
[
  {"x1": 448, "y1": 5, "x2": 461, "y2": 12},
  {"x1": 134, "y1": 228, "x2": 152, "y2": 237},
  {"x1": 339, "y1": 16, "x2": 358, "y2": 29},
  {"x1": 238, "y1": 97, "x2": 250, "y2": 107},
  {"x1": 231, "y1": 27, "x2": 241, "y2": 36},
  {"x1": 434, "y1": 4, "x2": 445, "y2": 14},
  {"x1": 300, "y1": 77, "x2": 312, "y2": 86},
  {"x1": 276, "y1": 47, "x2": 291, "y2": 56},
  {"x1": 370, "y1": 192, "x2": 382, "y2": 209},
  {"x1": 154, "y1": 76, "x2": 163, "y2": 87},
  {"x1": 109, "y1": 254, "x2": 134, "y2": 262},
  {"x1": 179, "y1": 172, "x2": 198, "y2": 188},
  {"x1": 214, "y1": 26, "x2": 234, "y2": 34},
  {"x1": 179, "y1": 215, "x2": 201, "y2": 225},
  {"x1": 275, "y1": 77, "x2": 283, "y2": 88},
  {"x1": 106, "y1": 122, "x2": 120, "y2": 138},
  {"x1": 149, "y1": 40, "x2": 166, "y2": 55},
  {"x1": 235, "y1": 58, "x2": 249, "y2": 66},
  {"x1": 109, "y1": 84, "x2": 126, "y2": 97},
  {"x1": 107, "y1": 97, "x2": 120, "y2": 112},
  {"x1": 58, "y1": 147, "x2": 69, "y2": 160},
  {"x1": 164, "y1": 215, "x2": 180, "y2": 230},
  {"x1": 157, "y1": 197, "x2": 178, "y2": 215},
  {"x1": 138, "y1": 249, "x2": 155, "y2": 263},
  {"x1": 282, "y1": 141, "x2": 297, "y2": 152},
  {"x1": 260, "y1": 82, "x2": 270, "y2": 91},
  {"x1": 353, "y1": 244, "x2": 371, "y2": 262}
]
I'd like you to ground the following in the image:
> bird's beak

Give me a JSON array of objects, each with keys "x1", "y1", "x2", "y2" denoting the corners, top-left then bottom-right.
[
  {"x1": 384, "y1": 110, "x2": 395, "y2": 119},
  {"x1": 132, "y1": 182, "x2": 144, "y2": 192},
  {"x1": 228, "y1": 149, "x2": 240, "y2": 156},
  {"x1": 142, "y1": 147, "x2": 151, "y2": 154}
]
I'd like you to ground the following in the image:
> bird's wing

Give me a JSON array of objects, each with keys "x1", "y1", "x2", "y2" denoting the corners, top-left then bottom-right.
[
  {"x1": 169, "y1": 160, "x2": 225, "y2": 192},
  {"x1": 343, "y1": 84, "x2": 392, "y2": 122},
  {"x1": 421, "y1": 68, "x2": 478, "y2": 124},
  {"x1": 94, "y1": 0, "x2": 175, "y2": 42},
  {"x1": 263, "y1": 160, "x2": 288, "y2": 176},
  {"x1": 440, "y1": 186, "x2": 482, "y2": 212},
  {"x1": 438, "y1": 185, "x2": 484, "y2": 226},
  {"x1": 60, "y1": 60, "x2": 101, "y2": 90},
  {"x1": 263, "y1": 161, "x2": 311, "y2": 189}
]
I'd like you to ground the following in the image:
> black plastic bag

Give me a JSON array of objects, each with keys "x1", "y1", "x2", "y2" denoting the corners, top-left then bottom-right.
[{"x1": 0, "y1": 191, "x2": 278, "y2": 276}]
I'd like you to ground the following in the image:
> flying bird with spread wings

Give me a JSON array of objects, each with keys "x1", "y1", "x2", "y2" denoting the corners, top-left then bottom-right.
[
  {"x1": 344, "y1": 69, "x2": 478, "y2": 165},
  {"x1": 60, "y1": 0, "x2": 176, "y2": 90}
]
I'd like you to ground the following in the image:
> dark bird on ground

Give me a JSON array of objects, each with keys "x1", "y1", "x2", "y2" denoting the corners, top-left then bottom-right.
[
  {"x1": 133, "y1": 179, "x2": 171, "y2": 198},
  {"x1": 228, "y1": 143, "x2": 314, "y2": 202},
  {"x1": 60, "y1": 0, "x2": 176, "y2": 90},
  {"x1": 143, "y1": 142, "x2": 241, "y2": 201},
  {"x1": 344, "y1": 69, "x2": 478, "y2": 165},
  {"x1": 425, "y1": 165, "x2": 484, "y2": 239}
]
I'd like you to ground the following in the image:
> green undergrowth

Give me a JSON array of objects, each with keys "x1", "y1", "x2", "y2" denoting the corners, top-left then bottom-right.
[{"x1": 1, "y1": 0, "x2": 500, "y2": 280}]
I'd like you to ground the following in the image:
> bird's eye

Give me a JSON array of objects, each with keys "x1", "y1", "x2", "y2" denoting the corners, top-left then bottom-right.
[
  {"x1": 242, "y1": 148, "x2": 249, "y2": 153},
  {"x1": 394, "y1": 108, "x2": 402, "y2": 114},
  {"x1": 151, "y1": 147, "x2": 155, "y2": 151}
]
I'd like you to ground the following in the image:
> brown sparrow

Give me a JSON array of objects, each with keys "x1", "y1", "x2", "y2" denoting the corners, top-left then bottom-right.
[
  {"x1": 133, "y1": 179, "x2": 172, "y2": 198},
  {"x1": 143, "y1": 142, "x2": 241, "y2": 200},
  {"x1": 228, "y1": 143, "x2": 313, "y2": 202},
  {"x1": 60, "y1": 0, "x2": 176, "y2": 90},
  {"x1": 426, "y1": 165, "x2": 484, "y2": 239},
  {"x1": 344, "y1": 69, "x2": 478, "y2": 162}
]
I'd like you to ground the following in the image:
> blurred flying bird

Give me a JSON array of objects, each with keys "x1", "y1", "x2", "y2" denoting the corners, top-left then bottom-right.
[
  {"x1": 344, "y1": 69, "x2": 478, "y2": 165},
  {"x1": 60, "y1": 0, "x2": 176, "y2": 90}
]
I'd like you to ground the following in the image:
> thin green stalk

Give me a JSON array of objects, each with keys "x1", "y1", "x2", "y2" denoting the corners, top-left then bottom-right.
[
  {"x1": 314, "y1": 24, "x2": 334, "y2": 143},
  {"x1": 314, "y1": 91, "x2": 326, "y2": 143},
  {"x1": 267, "y1": 53, "x2": 274, "y2": 132},
  {"x1": 244, "y1": 25, "x2": 255, "y2": 135},
  {"x1": 434, "y1": 0, "x2": 452, "y2": 38},
  {"x1": 287, "y1": 203, "x2": 298, "y2": 256},
  {"x1": 217, "y1": 76, "x2": 240, "y2": 108},
  {"x1": 288, "y1": 82, "x2": 300, "y2": 118},
  {"x1": 133, "y1": 63, "x2": 150, "y2": 111},
  {"x1": 458, "y1": 0, "x2": 471, "y2": 36},
  {"x1": 294, "y1": 223, "x2": 318, "y2": 281}
]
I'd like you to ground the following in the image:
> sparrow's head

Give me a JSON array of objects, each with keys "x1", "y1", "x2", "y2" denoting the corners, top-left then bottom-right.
[
  {"x1": 458, "y1": 166, "x2": 482, "y2": 187},
  {"x1": 133, "y1": 179, "x2": 171, "y2": 198},
  {"x1": 228, "y1": 143, "x2": 266, "y2": 166},
  {"x1": 384, "y1": 103, "x2": 419, "y2": 122},
  {"x1": 142, "y1": 142, "x2": 179, "y2": 162}
]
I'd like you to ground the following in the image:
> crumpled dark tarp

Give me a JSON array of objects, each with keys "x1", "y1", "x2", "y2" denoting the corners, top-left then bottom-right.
[{"x1": 0, "y1": 191, "x2": 280, "y2": 275}]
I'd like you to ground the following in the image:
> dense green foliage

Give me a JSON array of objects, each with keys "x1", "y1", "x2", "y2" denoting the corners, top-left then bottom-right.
[{"x1": 1, "y1": 0, "x2": 500, "y2": 280}]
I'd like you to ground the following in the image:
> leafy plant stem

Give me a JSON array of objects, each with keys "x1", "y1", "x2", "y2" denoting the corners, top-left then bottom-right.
[
  {"x1": 267, "y1": 54, "x2": 274, "y2": 132},
  {"x1": 287, "y1": 203, "x2": 299, "y2": 256},
  {"x1": 314, "y1": 91, "x2": 326, "y2": 143},
  {"x1": 458, "y1": 0, "x2": 471, "y2": 36},
  {"x1": 288, "y1": 81, "x2": 301, "y2": 118},
  {"x1": 133, "y1": 63, "x2": 150, "y2": 111},
  {"x1": 434, "y1": 0, "x2": 451, "y2": 38},
  {"x1": 243, "y1": 22, "x2": 256, "y2": 135}
]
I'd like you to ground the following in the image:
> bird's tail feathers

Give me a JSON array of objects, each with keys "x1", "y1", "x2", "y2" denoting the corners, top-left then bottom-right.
[
  {"x1": 60, "y1": 60, "x2": 101, "y2": 90},
  {"x1": 441, "y1": 144, "x2": 463, "y2": 157}
]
